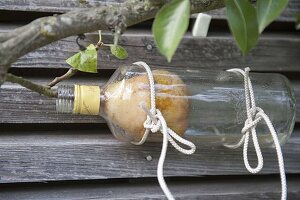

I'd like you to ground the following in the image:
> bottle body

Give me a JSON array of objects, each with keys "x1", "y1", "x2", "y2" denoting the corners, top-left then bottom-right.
[{"x1": 56, "y1": 65, "x2": 296, "y2": 147}]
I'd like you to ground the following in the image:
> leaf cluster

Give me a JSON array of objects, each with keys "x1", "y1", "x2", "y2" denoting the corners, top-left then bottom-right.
[
  {"x1": 152, "y1": 0, "x2": 288, "y2": 60},
  {"x1": 66, "y1": 32, "x2": 128, "y2": 73}
]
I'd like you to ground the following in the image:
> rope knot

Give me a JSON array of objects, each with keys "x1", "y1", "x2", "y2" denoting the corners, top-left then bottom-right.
[
  {"x1": 242, "y1": 106, "x2": 264, "y2": 134},
  {"x1": 143, "y1": 109, "x2": 162, "y2": 133}
]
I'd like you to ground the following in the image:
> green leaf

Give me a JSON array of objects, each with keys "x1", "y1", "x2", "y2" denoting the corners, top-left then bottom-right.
[
  {"x1": 226, "y1": 0, "x2": 259, "y2": 55},
  {"x1": 296, "y1": 13, "x2": 300, "y2": 30},
  {"x1": 152, "y1": 0, "x2": 190, "y2": 62},
  {"x1": 257, "y1": 0, "x2": 288, "y2": 33},
  {"x1": 66, "y1": 44, "x2": 97, "y2": 73},
  {"x1": 110, "y1": 45, "x2": 128, "y2": 59}
]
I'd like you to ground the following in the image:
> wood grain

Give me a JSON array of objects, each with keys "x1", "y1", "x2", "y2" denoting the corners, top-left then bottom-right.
[
  {"x1": 1, "y1": 77, "x2": 300, "y2": 123},
  {"x1": 0, "y1": 0, "x2": 122, "y2": 13},
  {"x1": 2, "y1": 30, "x2": 298, "y2": 72},
  {"x1": 0, "y1": 129, "x2": 298, "y2": 183},
  {"x1": 0, "y1": 176, "x2": 300, "y2": 199},
  {"x1": 0, "y1": 0, "x2": 298, "y2": 22}
]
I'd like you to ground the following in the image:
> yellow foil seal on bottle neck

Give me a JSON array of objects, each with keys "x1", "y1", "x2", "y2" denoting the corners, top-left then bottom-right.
[{"x1": 73, "y1": 85, "x2": 101, "y2": 115}]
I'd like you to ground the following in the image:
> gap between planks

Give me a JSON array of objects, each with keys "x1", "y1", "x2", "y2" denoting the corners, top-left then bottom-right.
[{"x1": 0, "y1": 175, "x2": 300, "y2": 200}]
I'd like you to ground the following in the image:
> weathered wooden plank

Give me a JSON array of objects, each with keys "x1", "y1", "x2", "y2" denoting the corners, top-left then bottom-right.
[
  {"x1": 0, "y1": 176, "x2": 300, "y2": 199},
  {"x1": 1, "y1": 77, "x2": 300, "y2": 123},
  {"x1": 0, "y1": 0, "x2": 122, "y2": 13},
  {"x1": 1, "y1": 29, "x2": 298, "y2": 72},
  {"x1": 0, "y1": 128, "x2": 298, "y2": 183},
  {"x1": 0, "y1": 0, "x2": 298, "y2": 22}
]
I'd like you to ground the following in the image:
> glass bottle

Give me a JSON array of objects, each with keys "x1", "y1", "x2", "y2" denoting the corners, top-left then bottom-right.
[{"x1": 56, "y1": 64, "x2": 296, "y2": 147}]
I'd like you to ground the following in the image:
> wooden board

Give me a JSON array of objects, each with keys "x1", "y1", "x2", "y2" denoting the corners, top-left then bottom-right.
[
  {"x1": 1, "y1": 78, "x2": 300, "y2": 123},
  {"x1": 0, "y1": 176, "x2": 300, "y2": 199},
  {"x1": 0, "y1": 29, "x2": 297, "y2": 72},
  {"x1": 0, "y1": 129, "x2": 299, "y2": 183},
  {"x1": 0, "y1": 0, "x2": 122, "y2": 13},
  {"x1": 0, "y1": 0, "x2": 298, "y2": 22}
]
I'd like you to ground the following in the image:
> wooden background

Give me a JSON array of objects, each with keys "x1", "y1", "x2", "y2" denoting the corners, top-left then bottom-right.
[{"x1": 0, "y1": 1, "x2": 299, "y2": 199}]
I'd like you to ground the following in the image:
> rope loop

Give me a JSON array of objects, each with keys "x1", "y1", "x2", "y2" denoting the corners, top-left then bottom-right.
[
  {"x1": 226, "y1": 67, "x2": 287, "y2": 200},
  {"x1": 132, "y1": 61, "x2": 196, "y2": 200}
]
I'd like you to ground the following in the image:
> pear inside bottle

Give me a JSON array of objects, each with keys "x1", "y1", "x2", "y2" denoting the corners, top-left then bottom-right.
[{"x1": 101, "y1": 68, "x2": 189, "y2": 143}]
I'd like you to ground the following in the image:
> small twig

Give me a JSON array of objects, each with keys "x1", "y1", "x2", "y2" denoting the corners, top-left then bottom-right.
[
  {"x1": 102, "y1": 43, "x2": 111, "y2": 47},
  {"x1": 48, "y1": 68, "x2": 78, "y2": 88},
  {"x1": 95, "y1": 30, "x2": 103, "y2": 50},
  {"x1": 96, "y1": 41, "x2": 104, "y2": 50},
  {"x1": 5, "y1": 73, "x2": 57, "y2": 98}
]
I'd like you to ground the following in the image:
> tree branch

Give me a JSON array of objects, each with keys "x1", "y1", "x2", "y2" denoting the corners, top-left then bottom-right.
[
  {"x1": 48, "y1": 68, "x2": 78, "y2": 88},
  {"x1": 5, "y1": 73, "x2": 57, "y2": 98},
  {"x1": 0, "y1": 0, "x2": 225, "y2": 84}
]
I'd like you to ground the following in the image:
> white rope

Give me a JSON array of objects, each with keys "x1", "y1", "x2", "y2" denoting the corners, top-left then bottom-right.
[
  {"x1": 132, "y1": 61, "x2": 196, "y2": 200},
  {"x1": 226, "y1": 67, "x2": 287, "y2": 200}
]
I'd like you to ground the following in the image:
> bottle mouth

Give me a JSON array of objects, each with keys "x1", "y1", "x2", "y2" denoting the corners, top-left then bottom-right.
[{"x1": 56, "y1": 85, "x2": 74, "y2": 113}]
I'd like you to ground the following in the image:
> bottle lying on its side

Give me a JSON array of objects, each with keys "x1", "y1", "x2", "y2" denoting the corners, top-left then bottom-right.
[{"x1": 56, "y1": 64, "x2": 296, "y2": 148}]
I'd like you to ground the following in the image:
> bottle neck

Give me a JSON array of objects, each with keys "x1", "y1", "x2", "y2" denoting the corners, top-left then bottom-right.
[{"x1": 56, "y1": 85, "x2": 101, "y2": 115}]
